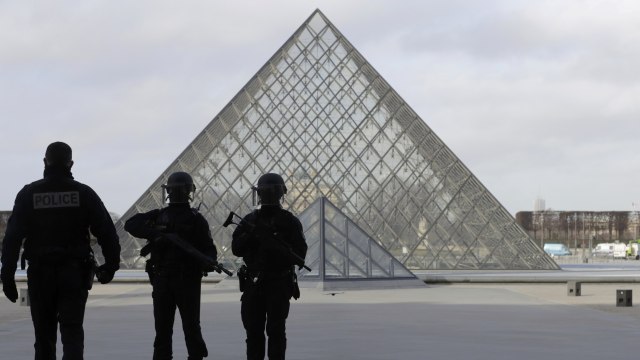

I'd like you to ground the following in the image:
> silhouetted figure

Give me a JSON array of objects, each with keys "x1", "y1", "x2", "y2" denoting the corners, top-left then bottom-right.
[
  {"x1": 125, "y1": 171, "x2": 218, "y2": 360},
  {"x1": 1, "y1": 141, "x2": 121, "y2": 359},
  {"x1": 232, "y1": 173, "x2": 307, "y2": 360}
]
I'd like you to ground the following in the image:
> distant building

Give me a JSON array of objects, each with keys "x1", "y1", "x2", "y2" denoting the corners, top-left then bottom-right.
[
  {"x1": 516, "y1": 210, "x2": 640, "y2": 248},
  {"x1": 533, "y1": 197, "x2": 546, "y2": 212}
]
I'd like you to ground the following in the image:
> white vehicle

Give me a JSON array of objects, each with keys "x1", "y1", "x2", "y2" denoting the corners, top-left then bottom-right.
[
  {"x1": 593, "y1": 243, "x2": 615, "y2": 257},
  {"x1": 613, "y1": 243, "x2": 627, "y2": 259}
]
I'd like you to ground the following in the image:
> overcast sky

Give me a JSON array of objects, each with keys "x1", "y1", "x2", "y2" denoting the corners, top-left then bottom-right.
[{"x1": 1, "y1": 0, "x2": 638, "y2": 217}]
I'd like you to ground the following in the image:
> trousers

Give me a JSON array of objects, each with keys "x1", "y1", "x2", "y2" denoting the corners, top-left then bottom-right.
[
  {"x1": 151, "y1": 270, "x2": 208, "y2": 360},
  {"x1": 27, "y1": 261, "x2": 88, "y2": 360},
  {"x1": 241, "y1": 276, "x2": 292, "y2": 360}
]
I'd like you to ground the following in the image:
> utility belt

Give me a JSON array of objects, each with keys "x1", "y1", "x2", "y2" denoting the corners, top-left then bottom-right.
[
  {"x1": 24, "y1": 245, "x2": 90, "y2": 268},
  {"x1": 26, "y1": 247, "x2": 97, "y2": 291},
  {"x1": 237, "y1": 265, "x2": 299, "y2": 299},
  {"x1": 239, "y1": 266, "x2": 291, "y2": 280}
]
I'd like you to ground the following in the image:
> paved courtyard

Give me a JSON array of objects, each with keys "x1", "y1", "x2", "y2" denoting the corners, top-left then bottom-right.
[{"x1": 2, "y1": 268, "x2": 640, "y2": 359}]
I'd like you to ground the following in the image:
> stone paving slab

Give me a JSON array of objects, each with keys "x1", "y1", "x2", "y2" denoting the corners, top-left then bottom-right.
[{"x1": 2, "y1": 279, "x2": 640, "y2": 359}]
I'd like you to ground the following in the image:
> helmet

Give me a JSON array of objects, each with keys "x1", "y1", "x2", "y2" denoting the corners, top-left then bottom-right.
[
  {"x1": 252, "y1": 173, "x2": 287, "y2": 206},
  {"x1": 162, "y1": 172, "x2": 196, "y2": 204}
]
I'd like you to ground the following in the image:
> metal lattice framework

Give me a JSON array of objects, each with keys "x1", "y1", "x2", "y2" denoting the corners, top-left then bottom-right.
[
  {"x1": 298, "y1": 197, "x2": 422, "y2": 284},
  {"x1": 113, "y1": 9, "x2": 558, "y2": 271}
]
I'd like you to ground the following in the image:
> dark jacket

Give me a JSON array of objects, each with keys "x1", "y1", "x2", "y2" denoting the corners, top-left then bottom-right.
[
  {"x1": 231, "y1": 205, "x2": 307, "y2": 272},
  {"x1": 1, "y1": 167, "x2": 120, "y2": 273},
  {"x1": 124, "y1": 203, "x2": 217, "y2": 271}
]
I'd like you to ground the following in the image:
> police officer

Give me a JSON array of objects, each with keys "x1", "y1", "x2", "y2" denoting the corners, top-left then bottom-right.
[
  {"x1": 0, "y1": 141, "x2": 121, "y2": 359},
  {"x1": 124, "y1": 171, "x2": 217, "y2": 360},
  {"x1": 232, "y1": 173, "x2": 307, "y2": 360}
]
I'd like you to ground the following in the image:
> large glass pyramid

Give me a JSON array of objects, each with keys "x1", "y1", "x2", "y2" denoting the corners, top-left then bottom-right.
[
  {"x1": 112, "y1": 9, "x2": 558, "y2": 271},
  {"x1": 298, "y1": 197, "x2": 424, "y2": 290}
]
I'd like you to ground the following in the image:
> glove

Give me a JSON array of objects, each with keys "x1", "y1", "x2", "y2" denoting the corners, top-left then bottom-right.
[
  {"x1": 95, "y1": 264, "x2": 116, "y2": 284},
  {"x1": 1, "y1": 272, "x2": 18, "y2": 303}
]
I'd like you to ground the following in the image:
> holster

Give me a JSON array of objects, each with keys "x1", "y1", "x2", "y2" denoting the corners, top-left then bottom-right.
[
  {"x1": 83, "y1": 254, "x2": 97, "y2": 290},
  {"x1": 237, "y1": 265, "x2": 249, "y2": 293},
  {"x1": 145, "y1": 259, "x2": 156, "y2": 285},
  {"x1": 291, "y1": 270, "x2": 300, "y2": 300}
]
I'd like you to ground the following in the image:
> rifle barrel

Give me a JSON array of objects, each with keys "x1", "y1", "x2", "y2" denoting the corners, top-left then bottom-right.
[{"x1": 216, "y1": 265, "x2": 234, "y2": 277}]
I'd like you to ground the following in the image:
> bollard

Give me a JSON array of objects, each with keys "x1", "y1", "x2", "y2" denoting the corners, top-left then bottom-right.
[
  {"x1": 616, "y1": 289, "x2": 632, "y2": 307},
  {"x1": 19, "y1": 288, "x2": 30, "y2": 307},
  {"x1": 567, "y1": 281, "x2": 581, "y2": 296}
]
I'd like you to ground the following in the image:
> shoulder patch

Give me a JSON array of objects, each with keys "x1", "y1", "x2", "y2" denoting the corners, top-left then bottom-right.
[{"x1": 33, "y1": 191, "x2": 80, "y2": 209}]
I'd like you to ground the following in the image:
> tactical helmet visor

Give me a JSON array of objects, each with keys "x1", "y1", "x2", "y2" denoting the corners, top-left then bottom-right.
[
  {"x1": 252, "y1": 173, "x2": 287, "y2": 206},
  {"x1": 162, "y1": 172, "x2": 196, "y2": 204}
]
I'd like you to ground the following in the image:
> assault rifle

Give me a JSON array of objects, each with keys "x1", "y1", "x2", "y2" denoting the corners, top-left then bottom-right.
[
  {"x1": 140, "y1": 233, "x2": 233, "y2": 276},
  {"x1": 223, "y1": 211, "x2": 311, "y2": 272}
]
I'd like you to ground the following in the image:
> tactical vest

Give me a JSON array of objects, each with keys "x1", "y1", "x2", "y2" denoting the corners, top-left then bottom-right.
[{"x1": 149, "y1": 206, "x2": 200, "y2": 268}]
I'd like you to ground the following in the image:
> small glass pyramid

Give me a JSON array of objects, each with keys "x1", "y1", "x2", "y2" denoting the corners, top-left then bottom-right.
[{"x1": 298, "y1": 197, "x2": 424, "y2": 290}]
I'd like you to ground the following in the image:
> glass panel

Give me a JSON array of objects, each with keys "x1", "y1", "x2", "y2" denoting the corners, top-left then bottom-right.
[{"x1": 113, "y1": 10, "x2": 558, "y2": 272}]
